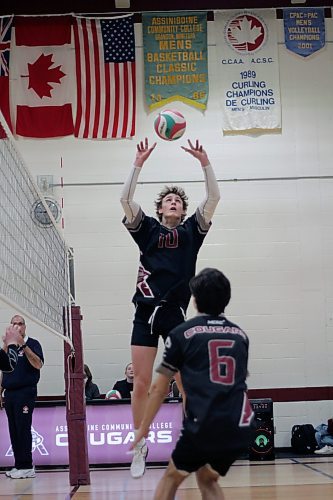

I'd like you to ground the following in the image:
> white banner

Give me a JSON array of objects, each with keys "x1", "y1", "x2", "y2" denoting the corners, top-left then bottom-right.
[{"x1": 215, "y1": 9, "x2": 281, "y2": 134}]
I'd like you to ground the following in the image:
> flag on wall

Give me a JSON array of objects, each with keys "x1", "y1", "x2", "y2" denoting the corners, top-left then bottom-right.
[
  {"x1": 0, "y1": 123, "x2": 6, "y2": 138},
  {"x1": 10, "y1": 16, "x2": 74, "y2": 138},
  {"x1": 0, "y1": 16, "x2": 13, "y2": 136},
  {"x1": 142, "y1": 12, "x2": 208, "y2": 111},
  {"x1": 283, "y1": 7, "x2": 325, "y2": 57},
  {"x1": 215, "y1": 9, "x2": 281, "y2": 134},
  {"x1": 73, "y1": 15, "x2": 136, "y2": 139}
]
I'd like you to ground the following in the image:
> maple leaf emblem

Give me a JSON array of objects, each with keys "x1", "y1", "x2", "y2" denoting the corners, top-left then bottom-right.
[
  {"x1": 231, "y1": 17, "x2": 262, "y2": 45},
  {"x1": 226, "y1": 14, "x2": 265, "y2": 53},
  {"x1": 24, "y1": 53, "x2": 66, "y2": 99}
]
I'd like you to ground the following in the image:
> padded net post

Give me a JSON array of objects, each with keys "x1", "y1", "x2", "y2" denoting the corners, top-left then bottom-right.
[{"x1": 64, "y1": 305, "x2": 90, "y2": 486}]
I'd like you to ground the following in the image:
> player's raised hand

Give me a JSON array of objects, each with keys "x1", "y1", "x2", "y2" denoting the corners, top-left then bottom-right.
[
  {"x1": 181, "y1": 139, "x2": 209, "y2": 167},
  {"x1": 134, "y1": 138, "x2": 157, "y2": 168},
  {"x1": 4, "y1": 325, "x2": 23, "y2": 347}
]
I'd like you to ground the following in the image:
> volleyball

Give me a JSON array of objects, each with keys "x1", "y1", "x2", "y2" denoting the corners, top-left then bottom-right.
[
  {"x1": 154, "y1": 109, "x2": 186, "y2": 141},
  {"x1": 105, "y1": 389, "x2": 122, "y2": 400}
]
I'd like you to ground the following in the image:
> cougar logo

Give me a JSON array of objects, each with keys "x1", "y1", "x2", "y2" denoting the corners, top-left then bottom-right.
[
  {"x1": 137, "y1": 264, "x2": 154, "y2": 298},
  {"x1": 6, "y1": 426, "x2": 49, "y2": 456}
]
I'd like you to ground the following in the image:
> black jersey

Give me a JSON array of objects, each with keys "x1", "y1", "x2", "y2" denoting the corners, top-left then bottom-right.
[
  {"x1": 0, "y1": 346, "x2": 18, "y2": 372},
  {"x1": 112, "y1": 379, "x2": 133, "y2": 399},
  {"x1": 123, "y1": 207, "x2": 210, "y2": 309},
  {"x1": 157, "y1": 315, "x2": 254, "y2": 452},
  {"x1": 2, "y1": 337, "x2": 44, "y2": 390}
]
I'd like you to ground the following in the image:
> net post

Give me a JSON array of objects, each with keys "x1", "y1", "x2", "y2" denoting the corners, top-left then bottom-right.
[{"x1": 64, "y1": 305, "x2": 90, "y2": 486}]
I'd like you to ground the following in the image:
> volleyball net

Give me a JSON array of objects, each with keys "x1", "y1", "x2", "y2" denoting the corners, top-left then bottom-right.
[
  {"x1": 0, "y1": 115, "x2": 91, "y2": 485},
  {"x1": 0, "y1": 114, "x2": 72, "y2": 346}
]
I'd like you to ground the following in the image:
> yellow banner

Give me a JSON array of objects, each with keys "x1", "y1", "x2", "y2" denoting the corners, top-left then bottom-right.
[{"x1": 142, "y1": 12, "x2": 208, "y2": 111}]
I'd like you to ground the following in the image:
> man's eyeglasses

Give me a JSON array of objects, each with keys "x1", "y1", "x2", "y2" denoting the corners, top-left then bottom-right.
[{"x1": 11, "y1": 322, "x2": 25, "y2": 326}]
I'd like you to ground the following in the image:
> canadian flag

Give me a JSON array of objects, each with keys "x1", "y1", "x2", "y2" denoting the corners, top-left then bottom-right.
[{"x1": 10, "y1": 16, "x2": 74, "y2": 138}]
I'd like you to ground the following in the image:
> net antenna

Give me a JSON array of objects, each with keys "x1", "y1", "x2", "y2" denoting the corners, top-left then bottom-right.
[{"x1": 0, "y1": 111, "x2": 74, "y2": 351}]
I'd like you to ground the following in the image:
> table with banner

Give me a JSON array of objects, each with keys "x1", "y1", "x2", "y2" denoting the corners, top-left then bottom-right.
[{"x1": 0, "y1": 398, "x2": 183, "y2": 467}]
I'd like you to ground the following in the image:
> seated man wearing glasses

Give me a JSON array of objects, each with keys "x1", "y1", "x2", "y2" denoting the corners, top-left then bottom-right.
[{"x1": 0, "y1": 315, "x2": 44, "y2": 479}]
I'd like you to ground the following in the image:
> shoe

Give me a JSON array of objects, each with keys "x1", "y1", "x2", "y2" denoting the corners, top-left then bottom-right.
[
  {"x1": 314, "y1": 445, "x2": 333, "y2": 455},
  {"x1": 5, "y1": 468, "x2": 17, "y2": 477},
  {"x1": 9, "y1": 468, "x2": 36, "y2": 479},
  {"x1": 130, "y1": 441, "x2": 148, "y2": 478}
]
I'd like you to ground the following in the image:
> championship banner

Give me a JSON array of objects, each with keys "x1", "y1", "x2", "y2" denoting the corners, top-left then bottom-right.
[
  {"x1": 215, "y1": 10, "x2": 281, "y2": 134},
  {"x1": 283, "y1": 8, "x2": 325, "y2": 57},
  {"x1": 142, "y1": 12, "x2": 208, "y2": 111}
]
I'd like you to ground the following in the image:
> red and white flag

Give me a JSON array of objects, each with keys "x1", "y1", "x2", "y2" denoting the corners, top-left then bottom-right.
[
  {"x1": 10, "y1": 16, "x2": 74, "y2": 138},
  {"x1": 73, "y1": 15, "x2": 136, "y2": 139},
  {"x1": 0, "y1": 15, "x2": 13, "y2": 137}
]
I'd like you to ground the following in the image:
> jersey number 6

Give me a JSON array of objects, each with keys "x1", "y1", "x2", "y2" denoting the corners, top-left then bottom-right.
[{"x1": 208, "y1": 339, "x2": 235, "y2": 385}]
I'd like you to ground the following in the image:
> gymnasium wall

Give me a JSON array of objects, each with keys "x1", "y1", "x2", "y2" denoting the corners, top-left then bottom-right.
[{"x1": 2, "y1": 14, "x2": 333, "y2": 447}]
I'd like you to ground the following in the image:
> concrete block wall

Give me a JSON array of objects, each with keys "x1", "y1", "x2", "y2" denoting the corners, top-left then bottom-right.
[{"x1": 1, "y1": 16, "x2": 333, "y2": 447}]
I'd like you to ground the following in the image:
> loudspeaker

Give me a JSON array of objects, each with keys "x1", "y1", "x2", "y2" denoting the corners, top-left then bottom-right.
[{"x1": 249, "y1": 398, "x2": 275, "y2": 461}]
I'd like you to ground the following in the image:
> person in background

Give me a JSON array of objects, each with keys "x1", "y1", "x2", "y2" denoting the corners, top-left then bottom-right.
[
  {"x1": 120, "y1": 138, "x2": 220, "y2": 478},
  {"x1": 84, "y1": 364, "x2": 100, "y2": 400},
  {"x1": 1, "y1": 315, "x2": 43, "y2": 479},
  {"x1": 112, "y1": 362, "x2": 134, "y2": 399},
  {"x1": 0, "y1": 325, "x2": 24, "y2": 372},
  {"x1": 168, "y1": 377, "x2": 181, "y2": 398},
  {"x1": 314, "y1": 419, "x2": 333, "y2": 455},
  {"x1": 132, "y1": 268, "x2": 254, "y2": 500}
]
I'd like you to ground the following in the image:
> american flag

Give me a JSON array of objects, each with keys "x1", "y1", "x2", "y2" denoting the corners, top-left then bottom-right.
[{"x1": 73, "y1": 15, "x2": 136, "y2": 139}]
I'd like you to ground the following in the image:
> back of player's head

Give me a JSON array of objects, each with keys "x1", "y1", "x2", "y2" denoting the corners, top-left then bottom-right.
[
  {"x1": 154, "y1": 185, "x2": 188, "y2": 222},
  {"x1": 189, "y1": 268, "x2": 231, "y2": 315}
]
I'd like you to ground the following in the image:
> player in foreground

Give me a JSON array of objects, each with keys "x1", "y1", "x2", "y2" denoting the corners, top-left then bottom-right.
[
  {"x1": 131, "y1": 268, "x2": 254, "y2": 500},
  {"x1": 121, "y1": 138, "x2": 220, "y2": 478}
]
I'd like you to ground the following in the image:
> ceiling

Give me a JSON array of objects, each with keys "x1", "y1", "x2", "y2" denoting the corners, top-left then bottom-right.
[{"x1": 1, "y1": 1, "x2": 333, "y2": 17}]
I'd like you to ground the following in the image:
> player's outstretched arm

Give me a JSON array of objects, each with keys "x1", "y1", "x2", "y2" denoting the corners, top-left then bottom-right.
[
  {"x1": 181, "y1": 139, "x2": 209, "y2": 167},
  {"x1": 130, "y1": 373, "x2": 170, "y2": 449},
  {"x1": 134, "y1": 138, "x2": 157, "y2": 168},
  {"x1": 182, "y1": 139, "x2": 220, "y2": 223},
  {"x1": 120, "y1": 138, "x2": 157, "y2": 223}
]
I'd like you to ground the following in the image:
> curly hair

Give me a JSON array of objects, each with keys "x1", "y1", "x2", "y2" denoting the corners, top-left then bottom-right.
[{"x1": 154, "y1": 186, "x2": 188, "y2": 222}]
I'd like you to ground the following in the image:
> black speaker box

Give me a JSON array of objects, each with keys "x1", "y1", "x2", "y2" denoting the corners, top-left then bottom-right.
[{"x1": 249, "y1": 398, "x2": 275, "y2": 461}]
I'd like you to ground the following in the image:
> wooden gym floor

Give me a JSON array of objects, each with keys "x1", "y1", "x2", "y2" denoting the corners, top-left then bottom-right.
[{"x1": 1, "y1": 456, "x2": 333, "y2": 499}]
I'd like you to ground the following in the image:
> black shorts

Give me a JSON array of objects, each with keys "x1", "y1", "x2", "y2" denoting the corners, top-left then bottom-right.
[
  {"x1": 131, "y1": 302, "x2": 186, "y2": 348},
  {"x1": 171, "y1": 429, "x2": 240, "y2": 476}
]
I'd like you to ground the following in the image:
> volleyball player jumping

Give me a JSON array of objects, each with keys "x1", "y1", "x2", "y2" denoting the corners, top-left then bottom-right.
[{"x1": 120, "y1": 138, "x2": 220, "y2": 478}]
